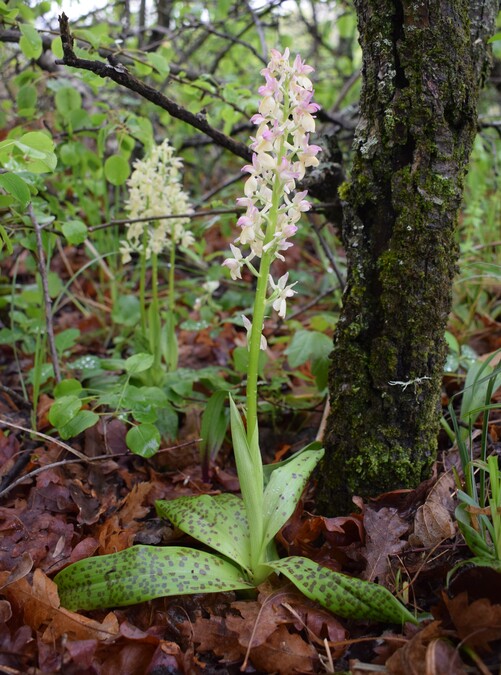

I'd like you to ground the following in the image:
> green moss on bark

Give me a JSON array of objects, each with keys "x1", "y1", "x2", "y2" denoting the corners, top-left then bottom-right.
[{"x1": 316, "y1": 0, "x2": 497, "y2": 515}]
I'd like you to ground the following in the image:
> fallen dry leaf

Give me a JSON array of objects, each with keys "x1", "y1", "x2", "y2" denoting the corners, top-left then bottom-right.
[
  {"x1": 100, "y1": 642, "x2": 157, "y2": 675},
  {"x1": 248, "y1": 623, "x2": 317, "y2": 675},
  {"x1": 0, "y1": 551, "x2": 33, "y2": 589},
  {"x1": 189, "y1": 614, "x2": 243, "y2": 662},
  {"x1": 64, "y1": 639, "x2": 99, "y2": 670},
  {"x1": 386, "y1": 621, "x2": 462, "y2": 675},
  {"x1": 228, "y1": 587, "x2": 347, "y2": 649},
  {"x1": 424, "y1": 638, "x2": 467, "y2": 675},
  {"x1": 2, "y1": 568, "x2": 119, "y2": 643},
  {"x1": 98, "y1": 482, "x2": 152, "y2": 554},
  {"x1": 0, "y1": 501, "x2": 74, "y2": 572},
  {"x1": 443, "y1": 591, "x2": 501, "y2": 652},
  {"x1": 362, "y1": 506, "x2": 408, "y2": 585},
  {"x1": 0, "y1": 598, "x2": 12, "y2": 622},
  {"x1": 410, "y1": 473, "x2": 456, "y2": 548}
]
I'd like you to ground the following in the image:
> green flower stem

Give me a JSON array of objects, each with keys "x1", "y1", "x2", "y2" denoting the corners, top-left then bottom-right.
[
  {"x1": 245, "y1": 172, "x2": 284, "y2": 445},
  {"x1": 243, "y1": 175, "x2": 283, "y2": 580},
  {"x1": 168, "y1": 225, "x2": 176, "y2": 314},
  {"x1": 139, "y1": 230, "x2": 148, "y2": 334},
  {"x1": 151, "y1": 251, "x2": 161, "y2": 374},
  {"x1": 245, "y1": 249, "x2": 273, "y2": 444}
]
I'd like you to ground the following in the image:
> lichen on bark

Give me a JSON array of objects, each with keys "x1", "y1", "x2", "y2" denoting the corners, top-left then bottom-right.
[{"x1": 316, "y1": 0, "x2": 498, "y2": 515}]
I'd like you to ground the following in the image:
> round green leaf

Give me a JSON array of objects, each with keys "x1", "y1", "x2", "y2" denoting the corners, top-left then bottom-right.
[
  {"x1": 111, "y1": 295, "x2": 141, "y2": 326},
  {"x1": 0, "y1": 173, "x2": 31, "y2": 207},
  {"x1": 55, "y1": 87, "x2": 82, "y2": 117},
  {"x1": 54, "y1": 378, "x2": 83, "y2": 398},
  {"x1": 62, "y1": 219, "x2": 88, "y2": 245},
  {"x1": 13, "y1": 131, "x2": 56, "y2": 172},
  {"x1": 54, "y1": 328, "x2": 81, "y2": 353},
  {"x1": 17, "y1": 84, "x2": 37, "y2": 114},
  {"x1": 59, "y1": 142, "x2": 83, "y2": 167},
  {"x1": 126, "y1": 423, "x2": 160, "y2": 458},
  {"x1": 104, "y1": 155, "x2": 130, "y2": 186},
  {"x1": 48, "y1": 395, "x2": 82, "y2": 429},
  {"x1": 59, "y1": 410, "x2": 100, "y2": 440},
  {"x1": 124, "y1": 353, "x2": 154, "y2": 375},
  {"x1": 51, "y1": 36, "x2": 63, "y2": 58},
  {"x1": 19, "y1": 24, "x2": 42, "y2": 59}
]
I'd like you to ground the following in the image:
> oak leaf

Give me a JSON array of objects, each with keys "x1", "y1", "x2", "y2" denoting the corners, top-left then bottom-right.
[
  {"x1": 443, "y1": 591, "x2": 501, "y2": 652},
  {"x1": 2, "y1": 568, "x2": 119, "y2": 643}
]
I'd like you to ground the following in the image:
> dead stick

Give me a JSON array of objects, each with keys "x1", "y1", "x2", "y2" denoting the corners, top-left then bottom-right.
[
  {"x1": 28, "y1": 204, "x2": 61, "y2": 383},
  {"x1": 57, "y1": 13, "x2": 252, "y2": 163}
]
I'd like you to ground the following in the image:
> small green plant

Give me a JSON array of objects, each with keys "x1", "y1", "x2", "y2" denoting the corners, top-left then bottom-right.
[
  {"x1": 443, "y1": 330, "x2": 477, "y2": 374},
  {"x1": 442, "y1": 352, "x2": 501, "y2": 443},
  {"x1": 48, "y1": 353, "x2": 171, "y2": 456},
  {"x1": 54, "y1": 49, "x2": 416, "y2": 626},
  {"x1": 447, "y1": 352, "x2": 501, "y2": 570},
  {"x1": 119, "y1": 139, "x2": 194, "y2": 381}
]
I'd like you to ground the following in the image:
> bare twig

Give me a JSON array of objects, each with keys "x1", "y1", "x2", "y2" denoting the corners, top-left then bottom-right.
[
  {"x1": 309, "y1": 216, "x2": 345, "y2": 290},
  {"x1": 206, "y1": 0, "x2": 286, "y2": 75},
  {"x1": 286, "y1": 285, "x2": 338, "y2": 321},
  {"x1": 197, "y1": 21, "x2": 267, "y2": 66},
  {"x1": 471, "y1": 239, "x2": 501, "y2": 249},
  {"x1": 88, "y1": 206, "x2": 244, "y2": 233},
  {"x1": 244, "y1": 0, "x2": 268, "y2": 62},
  {"x1": 200, "y1": 172, "x2": 244, "y2": 202},
  {"x1": 331, "y1": 69, "x2": 361, "y2": 112},
  {"x1": 57, "y1": 13, "x2": 252, "y2": 163},
  {"x1": 83, "y1": 238, "x2": 116, "y2": 280},
  {"x1": 0, "y1": 417, "x2": 88, "y2": 460},
  {"x1": 28, "y1": 204, "x2": 61, "y2": 383},
  {"x1": 0, "y1": 384, "x2": 31, "y2": 409},
  {"x1": 89, "y1": 202, "x2": 338, "y2": 234},
  {"x1": 316, "y1": 398, "x2": 330, "y2": 443},
  {"x1": 0, "y1": 417, "x2": 201, "y2": 499}
]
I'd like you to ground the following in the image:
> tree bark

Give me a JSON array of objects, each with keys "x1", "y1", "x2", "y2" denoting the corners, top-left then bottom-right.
[{"x1": 316, "y1": 0, "x2": 498, "y2": 515}]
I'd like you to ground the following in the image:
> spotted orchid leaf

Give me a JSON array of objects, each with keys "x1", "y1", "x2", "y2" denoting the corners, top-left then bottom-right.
[
  {"x1": 260, "y1": 448, "x2": 324, "y2": 556},
  {"x1": 156, "y1": 493, "x2": 252, "y2": 575},
  {"x1": 262, "y1": 441, "x2": 323, "y2": 485},
  {"x1": 265, "y1": 556, "x2": 418, "y2": 625},
  {"x1": 55, "y1": 545, "x2": 254, "y2": 612}
]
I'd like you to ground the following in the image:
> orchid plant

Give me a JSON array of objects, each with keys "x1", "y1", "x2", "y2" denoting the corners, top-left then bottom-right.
[
  {"x1": 55, "y1": 50, "x2": 417, "y2": 626},
  {"x1": 120, "y1": 139, "x2": 194, "y2": 380}
]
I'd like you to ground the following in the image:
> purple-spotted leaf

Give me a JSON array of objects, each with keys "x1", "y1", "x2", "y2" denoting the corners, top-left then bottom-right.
[
  {"x1": 261, "y1": 449, "x2": 324, "y2": 552},
  {"x1": 55, "y1": 545, "x2": 253, "y2": 612},
  {"x1": 266, "y1": 556, "x2": 418, "y2": 625},
  {"x1": 156, "y1": 493, "x2": 251, "y2": 574}
]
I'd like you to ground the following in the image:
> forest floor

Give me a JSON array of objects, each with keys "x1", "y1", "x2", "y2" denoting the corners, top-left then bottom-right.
[{"x1": 0, "y1": 243, "x2": 500, "y2": 675}]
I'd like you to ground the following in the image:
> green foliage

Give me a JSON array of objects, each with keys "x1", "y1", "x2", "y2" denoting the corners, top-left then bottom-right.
[
  {"x1": 157, "y1": 493, "x2": 252, "y2": 574},
  {"x1": 125, "y1": 423, "x2": 161, "y2": 458},
  {"x1": 0, "y1": 0, "x2": 496, "y2": 631},
  {"x1": 19, "y1": 23, "x2": 42, "y2": 59},
  {"x1": 54, "y1": 546, "x2": 254, "y2": 611},
  {"x1": 448, "y1": 353, "x2": 501, "y2": 570},
  {"x1": 104, "y1": 154, "x2": 130, "y2": 185},
  {"x1": 0, "y1": 172, "x2": 30, "y2": 208},
  {"x1": 265, "y1": 557, "x2": 417, "y2": 624},
  {"x1": 286, "y1": 329, "x2": 332, "y2": 391},
  {"x1": 199, "y1": 389, "x2": 230, "y2": 478},
  {"x1": 57, "y1": 415, "x2": 415, "y2": 625},
  {"x1": 0, "y1": 131, "x2": 56, "y2": 173},
  {"x1": 444, "y1": 331, "x2": 477, "y2": 373}
]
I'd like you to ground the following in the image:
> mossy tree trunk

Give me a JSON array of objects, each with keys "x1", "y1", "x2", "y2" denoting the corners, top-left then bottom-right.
[{"x1": 316, "y1": 0, "x2": 498, "y2": 515}]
